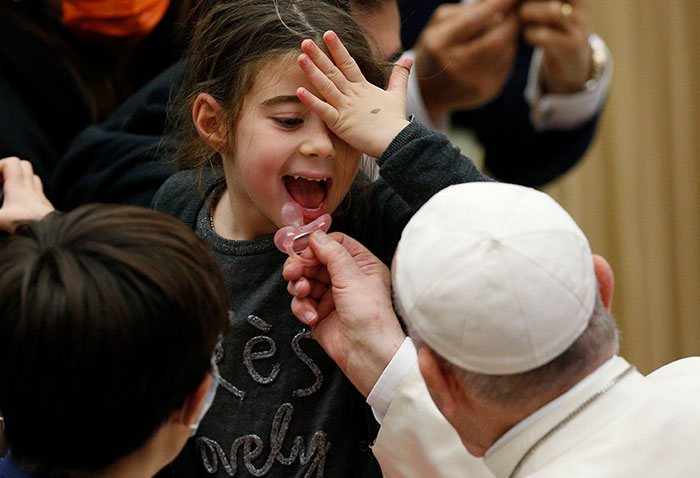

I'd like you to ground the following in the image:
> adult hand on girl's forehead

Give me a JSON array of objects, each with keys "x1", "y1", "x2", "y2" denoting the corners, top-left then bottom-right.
[{"x1": 296, "y1": 31, "x2": 413, "y2": 159}]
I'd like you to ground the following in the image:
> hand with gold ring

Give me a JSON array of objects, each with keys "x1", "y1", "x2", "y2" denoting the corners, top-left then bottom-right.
[
  {"x1": 518, "y1": 0, "x2": 594, "y2": 94},
  {"x1": 413, "y1": 0, "x2": 521, "y2": 120},
  {"x1": 559, "y1": 3, "x2": 573, "y2": 27}
]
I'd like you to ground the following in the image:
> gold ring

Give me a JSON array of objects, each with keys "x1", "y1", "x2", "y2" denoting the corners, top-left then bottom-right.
[{"x1": 560, "y1": 3, "x2": 573, "y2": 28}]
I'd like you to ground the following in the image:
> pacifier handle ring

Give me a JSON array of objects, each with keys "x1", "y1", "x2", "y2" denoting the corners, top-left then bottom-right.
[
  {"x1": 274, "y1": 209, "x2": 332, "y2": 265},
  {"x1": 285, "y1": 242, "x2": 320, "y2": 266}
]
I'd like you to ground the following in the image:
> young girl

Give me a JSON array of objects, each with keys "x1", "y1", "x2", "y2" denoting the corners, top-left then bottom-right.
[{"x1": 150, "y1": 1, "x2": 489, "y2": 477}]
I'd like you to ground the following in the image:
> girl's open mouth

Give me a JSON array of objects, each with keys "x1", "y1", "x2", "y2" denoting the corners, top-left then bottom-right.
[{"x1": 283, "y1": 175, "x2": 331, "y2": 215}]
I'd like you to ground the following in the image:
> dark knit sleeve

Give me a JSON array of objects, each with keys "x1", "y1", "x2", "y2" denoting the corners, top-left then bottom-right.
[
  {"x1": 377, "y1": 121, "x2": 493, "y2": 208},
  {"x1": 340, "y1": 122, "x2": 491, "y2": 263}
]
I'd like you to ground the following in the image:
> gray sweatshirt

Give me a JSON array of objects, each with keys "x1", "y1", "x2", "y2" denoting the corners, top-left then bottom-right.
[{"x1": 152, "y1": 122, "x2": 490, "y2": 478}]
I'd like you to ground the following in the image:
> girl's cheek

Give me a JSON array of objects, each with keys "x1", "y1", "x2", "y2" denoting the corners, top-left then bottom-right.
[
  {"x1": 338, "y1": 143, "x2": 362, "y2": 168},
  {"x1": 335, "y1": 157, "x2": 362, "y2": 205}
]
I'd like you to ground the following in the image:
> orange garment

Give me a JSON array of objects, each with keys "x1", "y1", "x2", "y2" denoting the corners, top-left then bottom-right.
[{"x1": 62, "y1": 0, "x2": 170, "y2": 41}]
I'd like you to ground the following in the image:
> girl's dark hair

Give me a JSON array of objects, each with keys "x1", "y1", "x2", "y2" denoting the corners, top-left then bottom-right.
[
  {"x1": 0, "y1": 205, "x2": 230, "y2": 473},
  {"x1": 171, "y1": 0, "x2": 390, "y2": 172},
  {"x1": 328, "y1": 0, "x2": 385, "y2": 10}
]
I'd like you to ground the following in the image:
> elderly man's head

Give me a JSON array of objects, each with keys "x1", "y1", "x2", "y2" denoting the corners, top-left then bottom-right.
[{"x1": 392, "y1": 183, "x2": 619, "y2": 456}]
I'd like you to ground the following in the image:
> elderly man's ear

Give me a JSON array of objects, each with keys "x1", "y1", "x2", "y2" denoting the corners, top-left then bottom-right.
[
  {"x1": 417, "y1": 346, "x2": 464, "y2": 418},
  {"x1": 592, "y1": 254, "x2": 614, "y2": 310}
]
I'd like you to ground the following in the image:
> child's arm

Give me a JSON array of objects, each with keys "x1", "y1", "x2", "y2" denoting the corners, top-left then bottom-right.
[
  {"x1": 0, "y1": 157, "x2": 55, "y2": 233},
  {"x1": 296, "y1": 31, "x2": 413, "y2": 159}
]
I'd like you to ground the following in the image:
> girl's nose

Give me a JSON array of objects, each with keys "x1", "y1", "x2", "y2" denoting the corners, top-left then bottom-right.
[{"x1": 299, "y1": 122, "x2": 336, "y2": 160}]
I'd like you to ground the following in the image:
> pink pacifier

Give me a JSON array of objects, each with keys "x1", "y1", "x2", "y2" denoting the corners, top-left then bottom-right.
[{"x1": 274, "y1": 202, "x2": 332, "y2": 266}]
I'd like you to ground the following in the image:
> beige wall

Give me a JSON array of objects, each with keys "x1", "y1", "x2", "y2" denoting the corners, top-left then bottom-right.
[{"x1": 543, "y1": 0, "x2": 700, "y2": 373}]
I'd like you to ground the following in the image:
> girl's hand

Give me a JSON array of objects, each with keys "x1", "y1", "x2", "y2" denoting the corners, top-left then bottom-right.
[
  {"x1": 0, "y1": 157, "x2": 55, "y2": 233},
  {"x1": 296, "y1": 31, "x2": 413, "y2": 159}
]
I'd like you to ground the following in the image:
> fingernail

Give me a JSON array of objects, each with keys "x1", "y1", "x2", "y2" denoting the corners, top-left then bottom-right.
[
  {"x1": 403, "y1": 58, "x2": 414, "y2": 69},
  {"x1": 295, "y1": 282, "x2": 303, "y2": 294},
  {"x1": 313, "y1": 230, "x2": 329, "y2": 243},
  {"x1": 305, "y1": 311, "x2": 317, "y2": 324},
  {"x1": 299, "y1": 54, "x2": 309, "y2": 65}
]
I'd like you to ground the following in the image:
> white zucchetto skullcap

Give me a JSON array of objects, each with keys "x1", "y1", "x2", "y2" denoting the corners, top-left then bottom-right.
[{"x1": 394, "y1": 182, "x2": 596, "y2": 374}]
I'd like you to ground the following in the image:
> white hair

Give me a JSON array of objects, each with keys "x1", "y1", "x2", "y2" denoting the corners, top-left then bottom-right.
[{"x1": 407, "y1": 292, "x2": 619, "y2": 406}]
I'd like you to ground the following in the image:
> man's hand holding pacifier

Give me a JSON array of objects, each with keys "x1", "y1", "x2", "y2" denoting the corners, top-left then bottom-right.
[
  {"x1": 274, "y1": 202, "x2": 332, "y2": 266},
  {"x1": 296, "y1": 31, "x2": 413, "y2": 159}
]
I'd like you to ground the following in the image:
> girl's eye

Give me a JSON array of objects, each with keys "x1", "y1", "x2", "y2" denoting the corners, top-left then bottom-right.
[{"x1": 274, "y1": 117, "x2": 303, "y2": 128}]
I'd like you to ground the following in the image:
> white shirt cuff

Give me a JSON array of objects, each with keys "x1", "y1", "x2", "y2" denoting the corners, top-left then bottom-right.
[
  {"x1": 524, "y1": 34, "x2": 613, "y2": 131},
  {"x1": 367, "y1": 337, "x2": 418, "y2": 424},
  {"x1": 403, "y1": 50, "x2": 450, "y2": 133}
]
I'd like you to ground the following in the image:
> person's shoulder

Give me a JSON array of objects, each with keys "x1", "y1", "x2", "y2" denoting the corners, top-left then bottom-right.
[
  {"x1": 107, "y1": 61, "x2": 185, "y2": 123},
  {"x1": 151, "y1": 168, "x2": 222, "y2": 220},
  {"x1": 157, "y1": 169, "x2": 198, "y2": 192},
  {"x1": 645, "y1": 357, "x2": 700, "y2": 399},
  {"x1": 647, "y1": 357, "x2": 700, "y2": 381}
]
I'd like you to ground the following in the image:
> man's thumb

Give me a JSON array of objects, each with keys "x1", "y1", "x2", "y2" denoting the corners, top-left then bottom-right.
[{"x1": 309, "y1": 231, "x2": 360, "y2": 280}]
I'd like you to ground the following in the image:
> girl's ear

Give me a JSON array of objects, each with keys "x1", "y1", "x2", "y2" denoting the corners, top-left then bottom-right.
[{"x1": 193, "y1": 93, "x2": 229, "y2": 154}]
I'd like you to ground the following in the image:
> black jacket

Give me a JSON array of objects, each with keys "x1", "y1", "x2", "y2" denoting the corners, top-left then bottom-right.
[{"x1": 1, "y1": 1, "x2": 188, "y2": 197}]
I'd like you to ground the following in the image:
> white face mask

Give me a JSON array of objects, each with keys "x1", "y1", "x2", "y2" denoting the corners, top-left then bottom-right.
[{"x1": 188, "y1": 364, "x2": 220, "y2": 436}]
